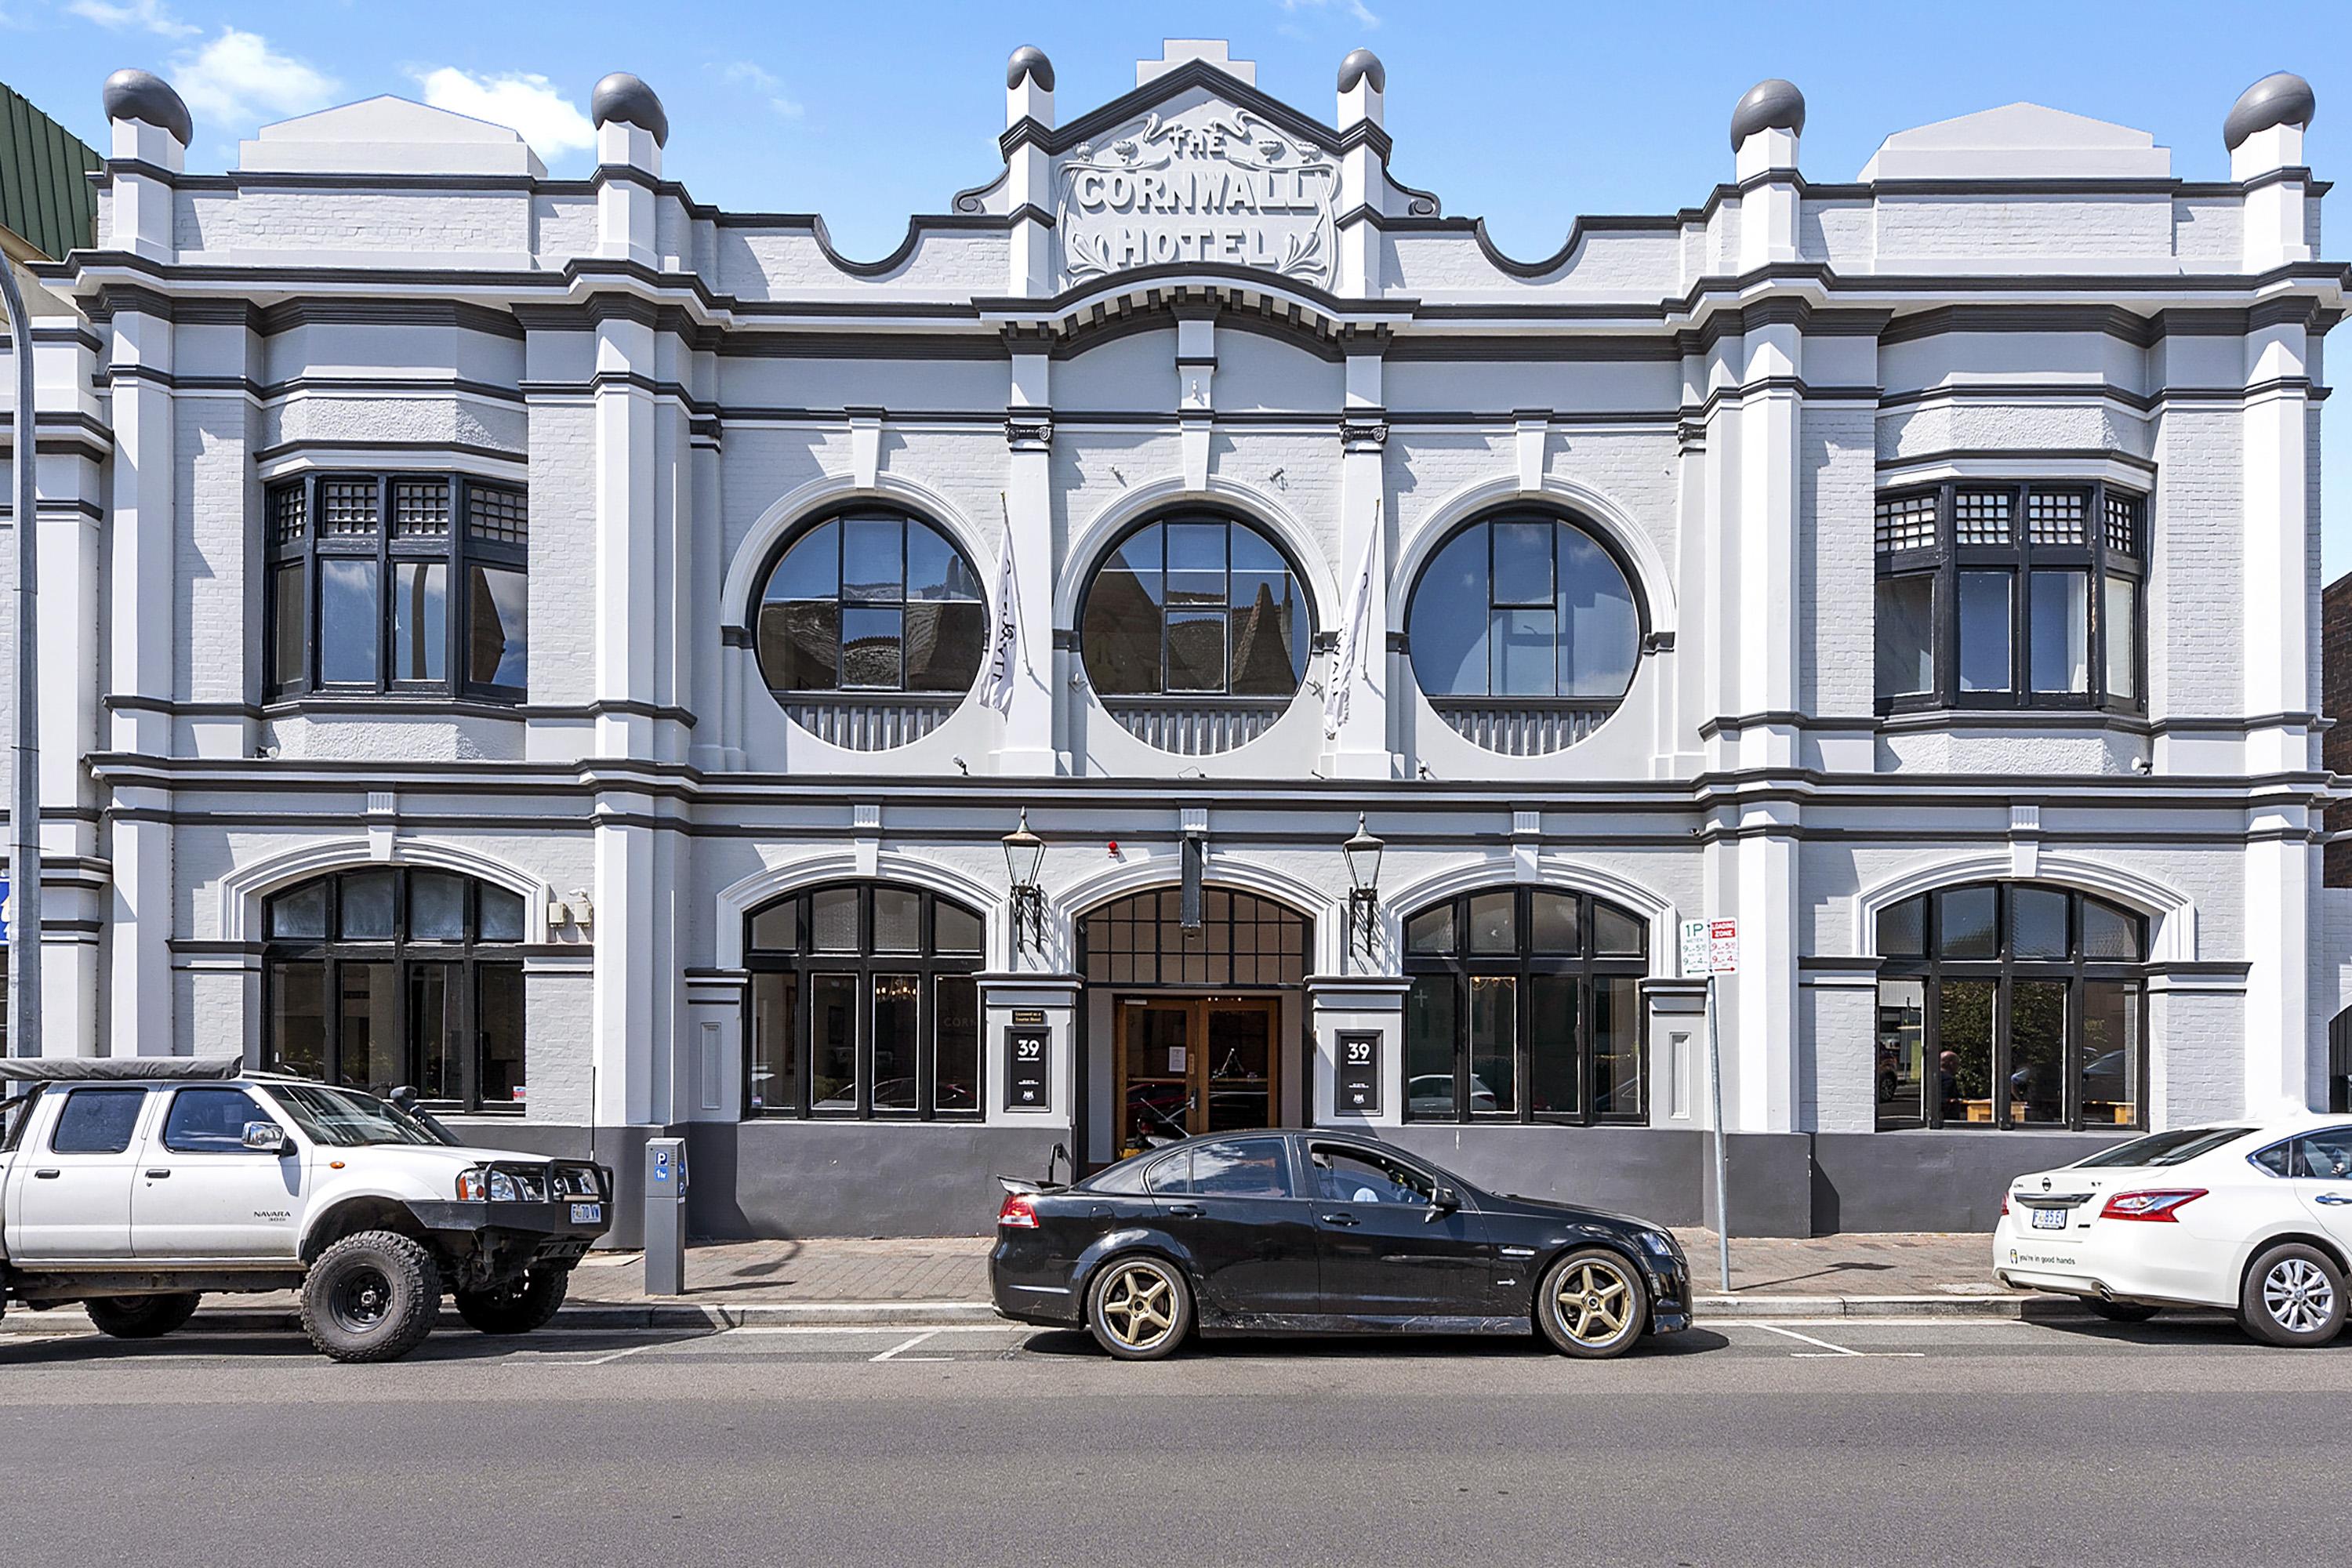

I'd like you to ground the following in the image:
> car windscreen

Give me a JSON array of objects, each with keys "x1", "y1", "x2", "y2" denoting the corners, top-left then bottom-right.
[
  {"x1": 2074, "y1": 1127, "x2": 2253, "y2": 1169},
  {"x1": 263, "y1": 1083, "x2": 456, "y2": 1148}
]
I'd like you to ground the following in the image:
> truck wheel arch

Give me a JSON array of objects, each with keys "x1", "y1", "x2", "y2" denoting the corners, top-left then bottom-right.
[{"x1": 300, "y1": 1196, "x2": 431, "y2": 1264}]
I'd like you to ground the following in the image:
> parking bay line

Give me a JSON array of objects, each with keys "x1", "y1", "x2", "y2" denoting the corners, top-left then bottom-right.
[
  {"x1": 867, "y1": 1330, "x2": 952, "y2": 1363},
  {"x1": 1729, "y1": 1321, "x2": 1928, "y2": 1359}
]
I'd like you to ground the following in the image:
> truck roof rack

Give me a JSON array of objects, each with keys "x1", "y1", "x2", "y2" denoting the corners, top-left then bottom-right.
[{"x1": 0, "y1": 1056, "x2": 249, "y2": 1083}]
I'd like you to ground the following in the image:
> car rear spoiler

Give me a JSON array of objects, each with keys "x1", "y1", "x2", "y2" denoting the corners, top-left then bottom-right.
[{"x1": 996, "y1": 1174, "x2": 1067, "y2": 1196}]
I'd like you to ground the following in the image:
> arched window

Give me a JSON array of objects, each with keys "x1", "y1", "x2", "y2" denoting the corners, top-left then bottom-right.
[
  {"x1": 1080, "y1": 512, "x2": 1312, "y2": 753},
  {"x1": 263, "y1": 868, "x2": 529, "y2": 1109},
  {"x1": 743, "y1": 883, "x2": 985, "y2": 1120},
  {"x1": 1400, "y1": 887, "x2": 1649, "y2": 1125},
  {"x1": 1406, "y1": 510, "x2": 1642, "y2": 754},
  {"x1": 1875, "y1": 881, "x2": 2146, "y2": 1131},
  {"x1": 753, "y1": 509, "x2": 988, "y2": 747}
]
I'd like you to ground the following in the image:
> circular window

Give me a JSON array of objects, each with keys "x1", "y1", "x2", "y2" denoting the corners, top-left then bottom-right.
[
  {"x1": 754, "y1": 510, "x2": 987, "y2": 749},
  {"x1": 1080, "y1": 513, "x2": 1312, "y2": 754},
  {"x1": 1406, "y1": 511, "x2": 1642, "y2": 754}
]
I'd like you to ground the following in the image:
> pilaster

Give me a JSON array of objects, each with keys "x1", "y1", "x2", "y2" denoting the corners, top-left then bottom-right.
[{"x1": 1002, "y1": 347, "x2": 1056, "y2": 775}]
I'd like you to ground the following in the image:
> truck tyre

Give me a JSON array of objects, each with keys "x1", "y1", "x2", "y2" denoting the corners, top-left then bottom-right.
[
  {"x1": 85, "y1": 1292, "x2": 201, "y2": 1340},
  {"x1": 454, "y1": 1267, "x2": 570, "y2": 1335},
  {"x1": 302, "y1": 1230, "x2": 443, "y2": 1363}
]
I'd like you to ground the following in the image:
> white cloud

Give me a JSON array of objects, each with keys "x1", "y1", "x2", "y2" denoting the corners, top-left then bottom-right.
[
  {"x1": 721, "y1": 60, "x2": 802, "y2": 120},
  {"x1": 1278, "y1": 0, "x2": 1381, "y2": 27},
  {"x1": 169, "y1": 28, "x2": 338, "y2": 127},
  {"x1": 413, "y1": 67, "x2": 594, "y2": 158},
  {"x1": 68, "y1": 0, "x2": 198, "y2": 36}
]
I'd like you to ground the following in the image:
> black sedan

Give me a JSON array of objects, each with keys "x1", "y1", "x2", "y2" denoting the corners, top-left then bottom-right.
[{"x1": 989, "y1": 1128, "x2": 1690, "y2": 1360}]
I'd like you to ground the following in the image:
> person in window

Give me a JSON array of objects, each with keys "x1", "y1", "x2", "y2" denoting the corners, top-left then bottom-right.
[{"x1": 1938, "y1": 1051, "x2": 1963, "y2": 1122}]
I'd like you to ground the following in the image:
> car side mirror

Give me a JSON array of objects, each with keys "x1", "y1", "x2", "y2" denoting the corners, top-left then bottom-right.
[
  {"x1": 1425, "y1": 1185, "x2": 1460, "y2": 1221},
  {"x1": 243, "y1": 1121, "x2": 292, "y2": 1155}
]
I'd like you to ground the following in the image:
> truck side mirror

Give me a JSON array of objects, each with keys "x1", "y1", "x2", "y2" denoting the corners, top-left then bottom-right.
[{"x1": 244, "y1": 1121, "x2": 292, "y2": 1154}]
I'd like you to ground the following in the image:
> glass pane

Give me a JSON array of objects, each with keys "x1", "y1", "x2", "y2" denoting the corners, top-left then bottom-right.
[
  {"x1": 840, "y1": 607, "x2": 903, "y2": 688},
  {"x1": 1530, "y1": 891, "x2": 1580, "y2": 954},
  {"x1": 1878, "y1": 895, "x2": 1926, "y2": 957},
  {"x1": 903, "y1": 601, "x2": 985, "y2": 693},
  {"x1": 1592, "y1": 975, "x2": 1642, "y2": 1117},
  {"x1": 1467, "y1": 891, "x2": 1516, "y2": 954},
  {"x1": 1592, "y1": 904, "x2": 1645, "y2": 957},
  {"x1": 1165, "y1": 610, "x2": 1227, "y2": 692},
  {"x1": 478, "y1": 887, "x2": 525, "y2": 942},
  {"x1": 1937, "y1": 886, "x2": 1998, "y2": 959},
  {"x1": 391, "y1": 562, "x2": 447, "y2": 683},
  {"x1": 465, "y1": 565, "x2": 528, "y2": 689},
  {"x1": 2029, "y1": 571, "x2": 2089, "y2": 694},
  {"x1": 408, "y1": 871, "x2": 466, "y2": 941},
  {"x1": 2009, "y1": 887, "x2": 2069, "y2": 960},
  {"x1": 1557, "y1": 528, "x2": 1639, "y2": 698},
  {"x1": 870, "y1": 975, "x2": 920, "y2": 1111},
  {"x1": 748, "y1": 971, "x2": 799, "y2": 1114},
  {"x1": 339, "y1": 870, "x2": 397, "y2": 940},
  {"x1": 477, "y1": 964, "x2": 526, "y2": 1109},
  {"x1": 270, "y1": 563, "x2": 305, "y2": 689},
  {"x1": 1407, "y1": 526, "x2": 1490, "y2": 698},
  {"x1": 1205, "y1": 1007, "x2": 1272, "y2": 1134},
  {"x1": 2082, "y1": 899, "x2": 2143, "y2": 961},
  {"x1": 1468, "y1": 975, "x2": 1517, "y2": 1113},
  {"x1": 1404, "y1": 975, "x2": 1457, "y2": 1116},
  {"x1": 934, "y1": 902, "x2": 983, "y2": 956},
  {"x1": 1192, "y1": 1137, "x2": 1294, "y2": 1198},
  {"x1": 810, "y1": 973, "x2": 859, "y2": 1111},
  {"x1": 269, "y1": 960, "x2": 327, "y2": 1080},
  {"x1": 1081, "y1": 566, "x2": 1163, "y2": 695},
  {"x1": 1875, "y1": 977, "x2": 1926, "y2": 1129},
  {"x1": 338, "y1": 961, "x2": 400, "y2": 1095},
  {"x1": 1530, "y1": 973, "x2": 1580, "y2": 1116},
  {"x1": 2103, "y1": 576, "x2": 2139, "y2": 702},
  {"x1": 2011, "y1": 979, "x2": 2068, "y2": 1125},
  {"x1": 934, "y1": 975, "x2": 980, "y2": 1112},
  {"x1": 758, "y1": 601, "x2": 840, "y2": 691},
  {"x1": 841, "y1": 517, "x2": 904, "y2": 603},
  {"x1": 1490, "y1": 608, "x2": 1557, "y2": 697},
  {"x1": 318, "y1": 558, "x2": 380, "y2": 684},
  {"x1": 1490, "y1": 520, "x2": 1553, "y2": 606},
  {"x1": 1405, "y1": 905, "x2": 1456, "y2": 956},
  {"x1": 811, "y1": 887, "x2": 860, "y2": 953},
  {"x1": 1163, "y1": 521, "x2": 1226, "y2": 604},
  {"x1": 2081, "y1": 982, "x2": 2140, "y2": 1128},
  {"x1": 1936, "y1": 978, "x2": 1996, "y2": 1125},
  {"x1": 750, "y1": 899, "x2": 799, "y2": 953},
  {"x1": 906, "y1": 524, "x2": 980, "y2": 601},
  {"x1": 872, "y1": 887, "x2": 922, "y2": 953},
  {"x1": 1228, "y1": 590, "x2": 1301, "y2": 696},
  {"x1": 768, "y1": 521, "x2": 837, "y2": 601},
  {"x1": 1875, "y1": 575, "x2": 1936, "y2": 699},
  {"x1": 1958, "y1": 571, "x2": 2012, "y2": 692},
  {"x1": 268, "y1": 882, "x2": 328, "y2": 940},
  {"x1": 410, "y1": 964, "x2": 461, "y2": 1102}
]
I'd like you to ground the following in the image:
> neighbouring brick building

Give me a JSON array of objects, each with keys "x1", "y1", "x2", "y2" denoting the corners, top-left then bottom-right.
[{"x1": 3, "y1": 43, "x2": 2347, "y2": 1236}]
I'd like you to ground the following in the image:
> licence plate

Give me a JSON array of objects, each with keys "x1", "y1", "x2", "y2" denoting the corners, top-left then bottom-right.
[
  {"x1": 570, "y1": 1203, "x2": 603, "y2": 1225},
  {"x1": 2031, "y1": 1207, "x2": 2067, "y2": 1230}
]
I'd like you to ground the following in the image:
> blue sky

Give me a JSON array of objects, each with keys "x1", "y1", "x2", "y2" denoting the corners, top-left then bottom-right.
[{"x1": 6, "y1": 0, "x2": 2348, "y2": 571}]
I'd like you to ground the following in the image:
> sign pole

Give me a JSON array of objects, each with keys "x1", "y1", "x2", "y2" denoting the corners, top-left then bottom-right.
[{"x1": 1706, "y1": 970, "x2": 1731, "y2": 1293}]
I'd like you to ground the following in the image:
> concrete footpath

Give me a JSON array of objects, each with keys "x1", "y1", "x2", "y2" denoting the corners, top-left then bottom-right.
[{"x1": 2, "y1": 1229, "x2": 2085, "y2": 1335}]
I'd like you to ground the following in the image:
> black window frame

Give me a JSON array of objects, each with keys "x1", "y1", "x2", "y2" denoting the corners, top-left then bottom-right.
[
  {"x1": 750, "y1": 506, "x2": 989, "y2": 699},
  {"x1": 1400, "y1": 507, "x2": 1650, "y2": 704},
  {"x1": 1874, "y1": 880, "x2": 2149, "y2": 1133},
  {"x1": 741, "y1": 881, "x2": 986, "y2": 1122},
  {"x1": 260, "y1": 868, "x2": 529, "y2": 1112},
  {"x1": 263, "y1": 472, "x2": 529, "y2": 703},
  {"x1": 1076, "y1": 508, "x2": 1318, "y2": 702},
  {"x1": 1398, "y1": 887, "x2": 1650, "y2": 1128},
  {"x1": 1874, "y1": 480, "x2": 2146, "y2": 717}
]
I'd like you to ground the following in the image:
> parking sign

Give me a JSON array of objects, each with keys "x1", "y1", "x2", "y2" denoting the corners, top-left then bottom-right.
[{"x1": 1708, "y1": 919, "x2": 1739, "y2": 974}]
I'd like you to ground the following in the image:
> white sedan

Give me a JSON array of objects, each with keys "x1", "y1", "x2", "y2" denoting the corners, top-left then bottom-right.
[{"x1": 1993, "y1": 1116, "x2": 2352, "y2": 1346}]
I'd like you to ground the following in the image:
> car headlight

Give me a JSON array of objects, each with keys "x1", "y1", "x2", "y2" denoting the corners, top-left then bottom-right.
[
  {"x1": 553, "y1": 1164, "x2": 604, "y2": 1200},
  {"x1": 456, "y1": 1167, "x2": 487, "y2": 1202}
]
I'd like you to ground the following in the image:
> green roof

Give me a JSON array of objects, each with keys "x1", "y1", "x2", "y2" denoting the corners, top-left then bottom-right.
[{"x1": 0, "y1": 82, "x2": 100, "y2": 263}]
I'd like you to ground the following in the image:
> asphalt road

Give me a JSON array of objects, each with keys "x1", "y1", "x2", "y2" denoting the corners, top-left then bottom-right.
[{"x1": 1, "y1": 1313, "x2": 2336, "y2": 1567}]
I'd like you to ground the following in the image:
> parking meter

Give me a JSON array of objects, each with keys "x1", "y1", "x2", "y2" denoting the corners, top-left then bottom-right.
[{"x1": 644, "y1": 1138, "x2": 688, "y2": 1296}]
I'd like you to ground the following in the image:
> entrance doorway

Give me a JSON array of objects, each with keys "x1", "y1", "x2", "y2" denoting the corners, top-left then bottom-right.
[{"x1": 1113, "y1": 996, "x2": 1279, "y2": 1159}]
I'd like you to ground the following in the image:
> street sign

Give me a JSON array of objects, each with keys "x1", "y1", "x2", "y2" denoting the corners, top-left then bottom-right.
[
  {"x1": 1709, "y1": 918, "x2": 1740, "y2": 975},
  {"x1": 1679, "y1": 918, "x2": 1707, "y2": 978}
]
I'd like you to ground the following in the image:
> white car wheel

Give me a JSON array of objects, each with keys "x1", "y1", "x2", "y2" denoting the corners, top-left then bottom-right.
[{"x1": 2240, "y1": 1243, "x2": 2347, "y2": 1348}]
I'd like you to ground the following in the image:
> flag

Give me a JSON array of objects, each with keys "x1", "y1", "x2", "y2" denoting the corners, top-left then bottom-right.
[
  {"x1": 982, "y1": 496, "x2": 1028, "y2": 714},
  {"x1": 1324, "y1": 509, "x2": 1380, "y2": 736}
]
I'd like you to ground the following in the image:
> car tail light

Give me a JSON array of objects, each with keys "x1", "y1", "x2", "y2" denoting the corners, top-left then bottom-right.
[
  {"x1": 2099, "y1": 1189, "x2": 2207, "y2": 1222},
  {"x1": 1998, "y1": 1194, "x2": 2009, "y2": 1217},
  {"x1": 997, "y1": 1192, "x2": 1039, "y2": 1229}
]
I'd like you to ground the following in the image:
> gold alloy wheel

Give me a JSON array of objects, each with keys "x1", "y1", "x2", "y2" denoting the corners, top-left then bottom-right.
[
  {"x1": 1098, "y1": 1261, "x2": 1180, "y2": 1351},
  {"x1": 1554, "y1": 1258, "x2": 1632, "y2": 1346}
]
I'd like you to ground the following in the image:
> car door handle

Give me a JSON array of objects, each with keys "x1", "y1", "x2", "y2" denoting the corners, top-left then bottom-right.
[
  {"x1": 1319, "y1": 1212, "x2": 1360, "y2": 1226},
  {"x1": 32, "y1": 1168, "x2": 60, "y2": 1179},
  {"x1": 1167, "y1": 1204, "x2": 1204, "y2": 1218},
  {"x1": 2317, "y1": 1193, "x2": 2352, "y2": 1206},
  {"x1": 145, "y1": 1169, "x2": 172, "y2": 1178}
]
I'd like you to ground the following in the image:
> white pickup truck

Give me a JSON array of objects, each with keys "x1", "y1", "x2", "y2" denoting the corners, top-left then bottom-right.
[{"x1": 0, "y1": 1058, "x2": 611, "y2": 1362}]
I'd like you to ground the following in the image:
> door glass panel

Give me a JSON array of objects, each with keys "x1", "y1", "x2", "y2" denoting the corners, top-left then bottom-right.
[
  {"x1": 477, "y1": 964, "x2": 526, "y2": 1109},
  {"x1": 1936, "y1": 978, "x2": 1995, "y2": 1124},
  {"x1": 51, "y1": 1088, "x2": 147, "y2": 1153},
  {"x1": 748, "y1": 971, "x2": 799, "y2": 1115},
  {"x1": 933, "y1": 976, "x2": 979, "y2": 1113},
  {"x1": 2081, "y1": 982, "x2": 2140, "y2": 1128},
  {"x1": 1404, "y1": 976, "x2": 1457, "y2": 1118},
  {"x1": 1469, "y1": 975, "x2": 1517, "y2": 1114},
  {"x1": 269, "y1": 960, "x2": 327, "y2": 1080},
  {"x1": 1123, "y1": 1007, "x2": 1191, "y2": 1149},
  {"x1": 810, "y1": 973, "x2": 859, "y2": 1112},
  {"x1": 1205, "y1": 1007, "x2": 1271, "y2": 1134},
  {"x1": 338, "y1": 962, "x2": 399, "y2": 1095},
  {"x1": 1530, "y1": 974, "x2": 1580, "y2": 1116},
  {"x1": 1592, "y1": 975, "x2": 1642, "y2": 1118},
  {"x1": 1192, "y1": 1138, "x2": 1292, "y2": 1198},
  {"x1": 162, "y1": 1088, "x2": 265, "y2": 1153},
  {"x1": 409, "y1": 964, "x2": 462, "y2": 1102},
  {"x1": 870, "y1": 975, "x2": 919, "y2": 1112},
  {"x1": 2010, "y1": 980, "x2": 2067, "y2": 1125},
  {"x1": 1310, "y1": 1145, "x2": 1432, "y2": 1205},
  {"x1": 1876, "y1": 977, "x2": 1926, "y2": 1129}
]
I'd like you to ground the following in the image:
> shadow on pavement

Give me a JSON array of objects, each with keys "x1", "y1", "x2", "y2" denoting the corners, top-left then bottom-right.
[{"x1": 1014, "y1": 1327, "x2": 1732, "y2": 1361}]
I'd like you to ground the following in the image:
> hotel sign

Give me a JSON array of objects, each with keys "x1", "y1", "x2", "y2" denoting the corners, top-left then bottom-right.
[{"x1": 1058, "y1": 107, "x2": 1339, "y2": 288}]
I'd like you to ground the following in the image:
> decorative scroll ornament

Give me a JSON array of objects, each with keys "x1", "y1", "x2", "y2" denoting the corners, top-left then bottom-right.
[{"x1": 1057, "y1": 107, "x2": 1339, "y2": 287}]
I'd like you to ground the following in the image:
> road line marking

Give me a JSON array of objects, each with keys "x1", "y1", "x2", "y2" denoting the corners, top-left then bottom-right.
[
  {"x1": 1739, "y1": 1322, "x2": 1863, "y2": 1356},
  {"x1": 727, "y1": 1323, "x2": 1020, "y2": 1338},
  {"x1": 580, "y1": 1334, "x2": 718, "y2": 1367},
  {"x1": 1725, "y1": 1321, "x2": 1930, "y2": 1359},
  {"x1": 868, "y1": 1330, "x2": 941, "y2": 1363}
]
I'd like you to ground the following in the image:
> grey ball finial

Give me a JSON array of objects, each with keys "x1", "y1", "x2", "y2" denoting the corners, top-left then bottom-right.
[
  {"x1": 590, "y1": 72, "x2": 669, "y2": 147},
  {"x1": 1338, "y1": 49, "x2": 1386, "y2": 95},
  {"x1": 1007, "y1": 45, "x2": 1054, "y2": 93},
  {"x1": 100, "y1": 67, "x2": 191, "y2": 145},
  {"x1": 2223, "y1": 71, "x2": 2316, "y2": 151},
  {"x1": 1730, "y1": 78, "x2": 1806, "y2": 151}
]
